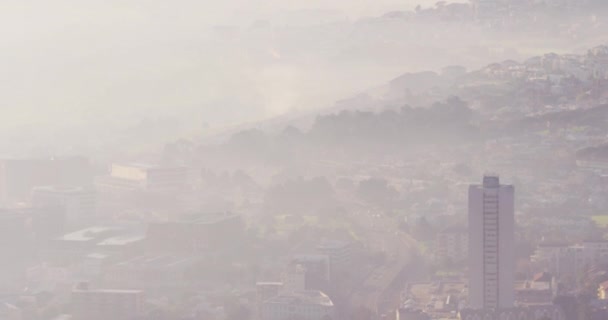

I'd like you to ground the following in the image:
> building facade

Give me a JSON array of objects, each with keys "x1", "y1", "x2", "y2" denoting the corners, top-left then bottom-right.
[
  {"x1": 261, "y1": 290, "x2": 334, "y2": 320},
  {"x1": 31, "y1": 186, "x2": 96, "y2": 228},
  {"x1": 436, "y1": 226, "x2": 469, "y2": 264},
  {"x1": 468, "y1": 175, "x2": 515, "y2": 309},
  {"x1": 459, "y1": 305, "x2": 565, "y2": 320},
  {"x1": 71, "y1": 283, "x2": 144, "y2": 320}
]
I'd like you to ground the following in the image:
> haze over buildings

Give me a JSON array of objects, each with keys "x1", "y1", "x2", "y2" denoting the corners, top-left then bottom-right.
[{"x1": 2, "y1": 1, "x2": 608, "y2": 320}]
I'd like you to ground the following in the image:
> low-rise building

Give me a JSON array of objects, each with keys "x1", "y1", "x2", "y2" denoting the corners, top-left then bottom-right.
[
  {"x1": 257, "y1": 282, "x2": 284, "y2": 305},
  {"x1": 532, "y1": 240, "x2": 608, "y2": 279},
  {"x1": 31, "y1": 186, "x2": 96, "y2": 228},
  {"x1": 515, "y1": 273, "x2": 555, "y2": 305},
  {"x1": 316, "y1": 240, "x2": 353, "y2": 275},
  {"x1": 286, "y1": 255, "x2": 330, "y2": 291},
  {"x1": 105, "y1": 254, "x2": 201, "y2": 290},
  {"x1": 261, "y1": 290, "x2": 334, "y2": 320},
  {"x1": 71, "y1": 283, "x2": 144, "y2": 320},
  {"x1": 145, "y1": 212, "x2": 244, "y2": 253},
  {"x1": 435, "y1": 226, "x2": 468, "y2": 264},
  {"x1": 96, "y1": 163, "x2": 189, "y2": 193},
  {"x1": 599, "y1": 280, "x2": 608, "y2": 300},
  {"x1": 459, "y1": 305, "x2": 565, "y2": 320}
]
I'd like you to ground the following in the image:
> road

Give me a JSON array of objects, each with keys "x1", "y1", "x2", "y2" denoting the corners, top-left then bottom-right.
[{"x1": 339, "y1": 200, "x2": 424, "y2": 319}]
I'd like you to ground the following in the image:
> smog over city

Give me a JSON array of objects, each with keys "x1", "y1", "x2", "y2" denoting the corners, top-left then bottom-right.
[{"x1": 2, "y1": 1, "x2": 608, "y2": 320}]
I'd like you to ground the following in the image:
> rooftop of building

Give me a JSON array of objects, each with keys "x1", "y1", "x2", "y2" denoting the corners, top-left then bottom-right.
[
  {"x1": 469, "y1": 174, "x2": 513, "y2": 189},
  {"x1": 316, "y1": 240, "x2": 351, "y2": 250},
  {"x1": 114, "y1": 254, "x2": 200, "y2": 269},
  {"x1": 408, "y1": 282, "x2": 467, "y2": 313},
  {"x1": 170, "y1": 212, "x2": 241, "y2": 225},
  {"x1": 73, "y1": 288, "x2": 144, "y2": 294},
  {"x1": 256, "y1": 282, "x2": 284, "y2": 286},
  {"x1": 532, "y1": 272, "x2": 553, "y2": 283},
  {"x1": 537, "y1": 241, "x2": 569, "y2": 248},
  {"x1": 59, "y1": 227, "x2": 118, "y2": 242},
  {"x1": 97, "y1": 234, "x2": 146, "y2": 246},
  {"x1": 582, "y1": 238, "x2": 608, "y2": 244},
  {"x1": 515, "y1": 280, "x2": 551, "y2": 291},
  {"x1": 439, "y1": 226, "x2": 468, "y2": 234},
  {"x1": 264, "y1": 290, "x2": 333, "y2": 307},
  {"x1": 113, "y1": 162, "x2": 187, "y2": 170},
  {"x1": 86, "y1": 253, "x2": 110, "y2": 260},
  {"x1": 32, "y1": 185, "x2": 93, "y2": 194},
  {"x1": 291, "y1": 254, "x2": 329, "y2": 262}
]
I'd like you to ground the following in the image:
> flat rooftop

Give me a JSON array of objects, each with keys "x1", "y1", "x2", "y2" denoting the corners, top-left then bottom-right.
[
  {"x1": 113, "y1": 163, "x2": 187, "y2": 170},
  {"x1": 59, "y1": 227, "x2": 117, "y2": 242},
  {"x1": 115, "y1": 254, "x2": 200, "y2": 268},
  {"x1": 97, "y1": 234, "x2": 145, "y2": 246},
  {"x1": 33, "y1": 186, "x2": 93, "y2": 194},
  {"x1": 73, "y1": 289, "x2": 143, "y2": 294},
  {"x1": 317, "y1": 240, "x2": 351, "y2": 250},
  {"x1": 173, "y1": 212, "x2": 240, "y2": 225},
  {"x1": 265, "y1": 290, "x2": 333, "y2": 307},
  {"x1": 408, "y1": 282, "x2": 467, "y2": 313},
  {"x1": 256, "y1": 282, "x2": 284, "y2": 286}
]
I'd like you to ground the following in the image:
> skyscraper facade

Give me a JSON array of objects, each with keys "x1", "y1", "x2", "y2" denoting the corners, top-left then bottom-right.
[{"x1": 468, "y1": 175, "x2": 515, "y2": 310}]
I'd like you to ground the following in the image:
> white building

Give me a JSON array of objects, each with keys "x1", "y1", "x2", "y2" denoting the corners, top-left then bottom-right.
[
  {"x1": 96, "y1": 163, "x2": 189, "y2": 192},
  {"x1": 261, "y1": 290, "x2": 334, "y2": 320},
  {"x1": 468, "y1": 175, "x2": 515, "y2": 310}
]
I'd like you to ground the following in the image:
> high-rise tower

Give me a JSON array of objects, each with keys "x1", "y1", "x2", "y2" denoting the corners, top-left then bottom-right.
[{"x1": 468, "y1": 175, "x2": 515, "y2": 310}]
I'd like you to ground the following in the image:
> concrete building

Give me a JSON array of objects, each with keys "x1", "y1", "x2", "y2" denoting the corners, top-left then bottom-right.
[
  {"x1": 0, "y1": 206, "x2": 65, "y2": 249},
  {"x1": 435, "y1": 226, "x2": 468, "y2": 264},
  {"x1": 257, "y1": 282, "x2": 284, "y2": 304},
  {"x1": 532, "y1": 240, "x2": 608, "y2": 280},
  {"x1": 287, "y1": 255, "x2": 330, "y2": 291},
  {"x1": 0, "y1": 212, "x2": 28, "y2": 293},
  {"x1": 515, "y1": 273, "x2": 555, "y2": 305},
  {"x1": 96, "y1": 163, "x2": 189, "y2": 192},
  {"x1": 71, "y1": 283, "x2": 144, "y2": 320},
  {"x1": 0, "y1": 157, "x2": 92, "y2": 205},
  {"x1": 316, "y1": 240, "x2": 353, "y2": 276},
  {"x1": 32, "y1": 186, "x2": 96, "y2": 228},
  {"x1": 531, "y1": 242, "x2": 572, "y2": 277},
  {"x1": 0, "y1": 303, "x2": 22, "y2": 320},
  {"x1": 283, "y1": 264, "x2": 306, "y2": 292},
  {"x1": 459, "y1": 305, "x2": 565, "y2": 320},
  {"x1": 468, "y1": 175, "x2": 515, "y2": 310},
  {"x1": 471, "y1": 0, "x2": 504, "y2": 20},
  {"x1": 145, "y1": 212, "x2": 244, "y2": 253},
  {"x1": 105, "y1": 254, "x2": 201, "y2": 290},
  {"x1": 397, "y1": 308, "x2": 430, "y2": 320},
  {"x1": 261, "y1": 290, "x2": 334, "y2": 320},
  {"x1": 579, "y1": 239, "x2": 608, "y2": 266}
]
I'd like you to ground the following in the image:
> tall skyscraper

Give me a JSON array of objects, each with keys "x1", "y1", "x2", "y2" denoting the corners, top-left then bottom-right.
[{"x1": 468, "y1": 175, "x2": 515, "y2": 310}]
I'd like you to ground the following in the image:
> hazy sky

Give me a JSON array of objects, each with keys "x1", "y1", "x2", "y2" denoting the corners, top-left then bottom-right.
[{"x1": 0, "y1": 0, "x2": 463, "y2": 130}]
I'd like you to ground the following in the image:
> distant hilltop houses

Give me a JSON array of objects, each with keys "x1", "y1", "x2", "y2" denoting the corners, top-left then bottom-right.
[
  {"x1": 475, "y1": 45, "x2": 608, "y2": 83},
  {"x1": 470, "y1": 0, "x2": 606, "y2": 17}
]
